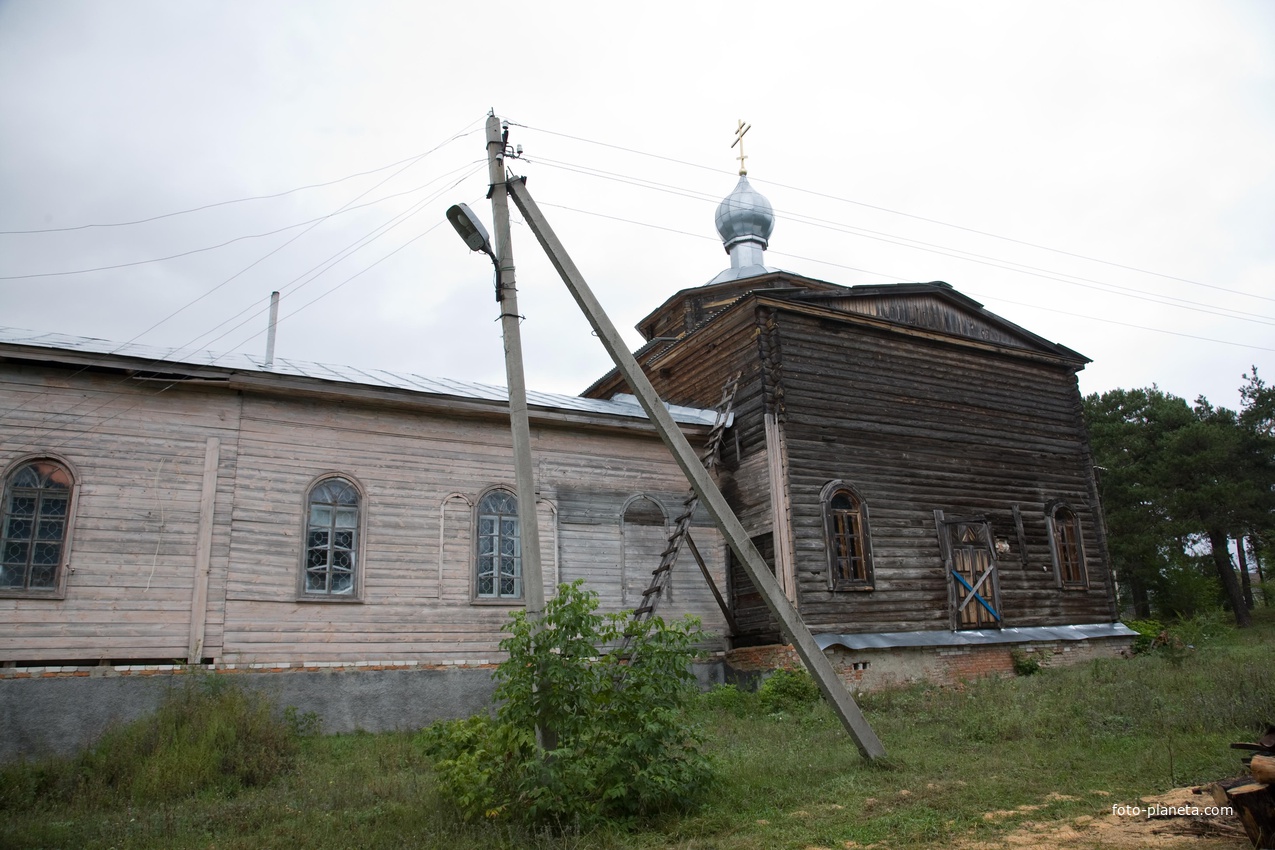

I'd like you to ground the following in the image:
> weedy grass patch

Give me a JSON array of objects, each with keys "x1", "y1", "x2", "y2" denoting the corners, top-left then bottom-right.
[{"x1": 2, "y1": 607, "x2": 1271, "y2": 850}]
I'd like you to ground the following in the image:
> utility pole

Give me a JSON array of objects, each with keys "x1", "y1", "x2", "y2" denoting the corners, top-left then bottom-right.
[
  {"x1": 484, "y1": 112, "x2": 545, "y2": 621},
  {"x1": 508, "y1": 175, "x2": 886, "y2": 760}
]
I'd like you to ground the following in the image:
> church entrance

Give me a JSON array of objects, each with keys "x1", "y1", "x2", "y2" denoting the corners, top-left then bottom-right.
[{"x1": 937, "y1": 516, "x2": 1002, "y2": 630}]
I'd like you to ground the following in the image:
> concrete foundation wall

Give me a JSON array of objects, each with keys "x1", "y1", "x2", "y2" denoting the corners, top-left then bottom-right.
[
  {"x1": 0, "y1": 666, "x2": 498, "y2": 762},
  {"x1": 1, "y1": 659, "x2": 727, "y2": 763}
]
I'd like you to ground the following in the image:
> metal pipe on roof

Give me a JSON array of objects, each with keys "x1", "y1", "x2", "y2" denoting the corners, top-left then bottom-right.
[{"x1": 264, "y1": 291, "x2": 280, "y2": 370}]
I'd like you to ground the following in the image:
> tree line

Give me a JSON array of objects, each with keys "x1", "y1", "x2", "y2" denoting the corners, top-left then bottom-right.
[{"x1": 1083, "y1": 368, "x2": 1275, "y2": 627}]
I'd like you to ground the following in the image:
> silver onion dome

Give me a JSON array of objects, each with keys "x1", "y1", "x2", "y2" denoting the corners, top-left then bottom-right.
[
  {"x1": 708, "y1": 175, "x2": 777, "y2": 284},
  {"x1": 714, "y1": 175, "x2": 775, "y2": 249}
]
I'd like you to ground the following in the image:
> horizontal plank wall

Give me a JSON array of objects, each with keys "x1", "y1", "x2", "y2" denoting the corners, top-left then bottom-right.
[
  {"x1": 221, "y1": 394, "x2": 729, "y2": 665},
  {"x1": 774, "y1": 309, "x2": 1113, "y2": 633},
  {"x1": 0, "y1": 364, "x2": 240, "y2": 662}
]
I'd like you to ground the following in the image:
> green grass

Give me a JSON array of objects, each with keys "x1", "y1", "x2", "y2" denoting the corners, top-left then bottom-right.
[{"x1": 3, "y1": 609, "x2": 1272, "y2": 850}]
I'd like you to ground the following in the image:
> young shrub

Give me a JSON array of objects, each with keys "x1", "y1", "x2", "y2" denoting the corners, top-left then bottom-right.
[
  {"x1": 420, "y1": 580, "x2": 713, "y2": 828},
  {"x1": 758, "y1": 668, "x2": 820, "y2": 713},
  {"x1": 1123, "y1": 618, "x2": 1164, "y2": 654},
  {"x1": 698, "y1": 683, "x2": 754, "y2": 716},
  {"x1": 1010, "y1": 649, "x2": 1042, "y2": 676}
]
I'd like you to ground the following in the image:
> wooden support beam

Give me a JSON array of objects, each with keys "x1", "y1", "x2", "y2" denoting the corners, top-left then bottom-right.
[
  {"x1": 508, "y1": 176, "x2": 886, "y2": 760},
  {"x1": 685, "y1": 531, "x2": 738, "y2": 636},
  {"x1": 187, "y1": 437, "x2": 220, "y2": 664}
]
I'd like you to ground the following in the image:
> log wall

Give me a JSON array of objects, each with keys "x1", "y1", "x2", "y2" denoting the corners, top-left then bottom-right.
[{"x1": 774, "y1": 309, "x2": 1114, "y2": 633}]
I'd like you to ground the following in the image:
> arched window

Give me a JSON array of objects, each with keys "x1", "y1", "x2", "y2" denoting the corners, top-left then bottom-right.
[
  {"x1": 1047, "y1": 503, "x2": 1087, "y2": 589},
  {"x1": 821, "y1": 481, "x2": 874, "y2": 591},
  {"x1": 304, "y1": 477, "x2": 360, "y2": 596},
  {"x1": 1, "y1": 459, "x2": 74, "y2": 594},
  {"x1": 476, "y1": 489, "x2": 520, "y2": 599}
]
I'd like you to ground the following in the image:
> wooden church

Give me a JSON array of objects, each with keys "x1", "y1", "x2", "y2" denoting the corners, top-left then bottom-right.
[{"x1": 0, "y1": 159, "x2": 1131, "y2": 758}]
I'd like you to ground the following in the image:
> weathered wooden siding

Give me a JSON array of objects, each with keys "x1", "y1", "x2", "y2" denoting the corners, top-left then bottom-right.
[
  {"x1": 1, "y1": 360, "x2": 731, "y2": 666},
  {"x1": 221, "y1": 395, "x2": 729, "y2": 664},
  {"x1": 0, "y1": 364, "x2": 240, "y2": 662},
  {"x1": 774, "y1": 310, "x2": 1113, "y2": 633},
  {"x1": 814, "y1": 292, "x2": 1034, "y2": 351}
]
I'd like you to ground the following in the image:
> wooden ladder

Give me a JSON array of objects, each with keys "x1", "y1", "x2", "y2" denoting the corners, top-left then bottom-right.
[{"x1": 617, "y1": 373, "x2": 740, "y2": 658}]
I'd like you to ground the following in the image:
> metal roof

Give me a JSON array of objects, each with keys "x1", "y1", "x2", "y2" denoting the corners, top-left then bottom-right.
[
  {"x1": 0, "y1": 327, "x2": 719, "y2": 427},
  {"x1": 814, "y1": 622, "x2": 1136, "y2": 651}
]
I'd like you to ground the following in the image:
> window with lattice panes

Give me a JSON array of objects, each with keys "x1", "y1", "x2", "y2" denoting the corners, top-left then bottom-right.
[
  {"x1": 476, "y1": 489, "x2": 520, "y2": 599},
  {"x1": 822, "y1": 482, "x2": 874, "y2": 591},
  {"x1": 1049, "y1": 504, "x2": 1087, "y2": 589},
  {"x1": 304, "y1": 477, "x2": 360, "y2": 596},
  {"x1": 1, "y1": 460, "x2": 73, "y2": 594}
]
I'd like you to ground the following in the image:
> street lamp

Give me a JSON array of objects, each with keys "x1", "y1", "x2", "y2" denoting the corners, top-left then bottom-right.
[{"x1": 446, "y1": 203, "x2": 494, "y2": 259}]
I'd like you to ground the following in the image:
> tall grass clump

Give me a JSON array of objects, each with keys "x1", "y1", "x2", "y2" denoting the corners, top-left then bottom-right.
[
  {"x1": 758, "y1": 668, "x2": 821, "y2": 713},
  {"x1": 0, "y1": 676, "x2": 308, "y2": 810},
  {"x1": 419, "y1": 580, "x2": 713, "y2": 830}
]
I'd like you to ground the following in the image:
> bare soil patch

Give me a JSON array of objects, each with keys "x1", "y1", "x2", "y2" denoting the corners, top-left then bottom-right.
[{"x1": 953, "y1": 787, "x2": 1251, "y2": 850}]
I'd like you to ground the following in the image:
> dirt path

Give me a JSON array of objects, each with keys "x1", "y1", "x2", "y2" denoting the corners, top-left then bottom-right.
[{"x1": 950, "y1": 787, "x2": 1251, "y2": 850}]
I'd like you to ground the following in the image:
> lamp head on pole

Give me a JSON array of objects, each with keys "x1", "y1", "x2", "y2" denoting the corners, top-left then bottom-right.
[{"x1": 446, "y1": 203, "x2": 494, "y2": 258}]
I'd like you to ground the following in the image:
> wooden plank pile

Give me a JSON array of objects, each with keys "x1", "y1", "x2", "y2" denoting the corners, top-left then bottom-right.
[{"x1": 1207, "y1": 725, "x2": 1275, "y2": 849}]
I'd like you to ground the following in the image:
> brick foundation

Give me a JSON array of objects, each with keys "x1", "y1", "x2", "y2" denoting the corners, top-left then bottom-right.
[{"x1": 725, "y1": 635, "x2": 1133, "y2": 692}]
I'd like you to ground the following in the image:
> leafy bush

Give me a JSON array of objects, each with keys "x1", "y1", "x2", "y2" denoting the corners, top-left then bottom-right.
[
  {"x1": 698, "y1": 683, "x2": 755, "y2": 716},
  {"x1": 1168, "y1": 609, "x2": 1232, "y2": 647},
  {"x1": 758, "y1": 668, "x2": 820, "y2": 713},
  {"x1": 0, "y1": 676, "x2": 303, "y2": 809},
  {"x1": 1123, "y1": 618, "x2": 1164, "y2": 654},
  {"x1": 419, "y1": 581, "x2": 713, "y2": 828},
  {"x1": 1010, "y1": 649, "x2": 1042, "y2": 676}
]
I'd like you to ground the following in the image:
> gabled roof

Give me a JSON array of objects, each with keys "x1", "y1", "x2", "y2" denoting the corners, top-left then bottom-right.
[
  {"x1": 583, "y1": 275, "x2": 1089, "y2": 400},
  {"x1": 785, "y1": 280, "x2": 1090, "y2": 363},
  {"x1": 635, "y1": 273, "x2": 1087, "y2": 364},
  {"x1": 0, "y1": 327, "x2": 719, "y2": 428}
]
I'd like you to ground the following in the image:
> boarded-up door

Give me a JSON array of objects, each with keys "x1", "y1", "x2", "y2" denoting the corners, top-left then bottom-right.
[{"x1": 936, "y1": 514, "x2": 1002, "y2": 630}]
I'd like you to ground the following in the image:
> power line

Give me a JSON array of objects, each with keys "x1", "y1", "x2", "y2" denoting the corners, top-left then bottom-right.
[
  {"x1": 969, "y1": 291, "x2": 1275, "y2": 354},
  {"x1": 0, "y1": 119, "x2": 487, "y2": 235},
  {"x1": 0, "y1": 129, "x2": 485, "y2": 435},
  {"x1": 0, "y1": 165, "x2": 481, "y2": 281},
  {"x1": 512, "y1": 121, "x2": 1275, "y2": 305},
  {"x1": 538, "y1": 199, "x2": 1275, "y2": 356},
  {"x1": 0, "y1": 160, "x2": 488, "y2": 449},
  {"x1": 129, "y1": 161, "x2": 485, "y2": 353},
  {"x1": 527, "y1": 155, "x2": 1275, "y2": 327}
]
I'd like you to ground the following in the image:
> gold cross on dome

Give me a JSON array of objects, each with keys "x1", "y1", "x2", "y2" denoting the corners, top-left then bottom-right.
[{"x1": 732, "y1": 119, "x2": 751, "y2": 175}]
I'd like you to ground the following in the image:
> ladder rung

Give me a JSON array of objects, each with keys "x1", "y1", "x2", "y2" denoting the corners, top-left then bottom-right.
[{"x1": 632, "y1": 605, "x2": 654, "y2": 617}]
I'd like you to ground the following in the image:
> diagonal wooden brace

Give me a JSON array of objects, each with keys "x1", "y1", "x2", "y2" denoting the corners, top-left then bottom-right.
[{"x1": 508, "y1": 176, "x2": 886, "y2": 760}]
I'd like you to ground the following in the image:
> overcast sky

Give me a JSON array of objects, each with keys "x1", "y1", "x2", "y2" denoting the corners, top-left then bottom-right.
[{"x1": 1, "y1": 0, "x2": 1272, "y2": 412}]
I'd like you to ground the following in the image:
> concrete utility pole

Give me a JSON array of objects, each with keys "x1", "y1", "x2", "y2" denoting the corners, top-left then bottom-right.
[
  {"x1": 484, "y1": 112, "x2": 545, "y2": 620},
  {"x1": 507, "y1": 175, "x2": 886, "y2": 760}
]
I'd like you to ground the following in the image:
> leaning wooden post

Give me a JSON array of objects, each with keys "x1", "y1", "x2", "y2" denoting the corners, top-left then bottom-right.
[{"x1": 507, "y1": 176, "x2": 885, "y2": 760}]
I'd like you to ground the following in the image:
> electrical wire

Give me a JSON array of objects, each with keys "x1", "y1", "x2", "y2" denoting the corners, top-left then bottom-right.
[
  {"x1": 537, "y1": 199, "x2": 1275, "y2": 355},
  {"x1": 967, "y1": 291, "x2": 1275, "y2": 354},
  {"x1": 528, "y1": 155, "x2": 1275, "y2": 327},
  {"x1": 0, "y1": 120, "x2": 486, "y2": 235},
  {"x1": 0, "y1": 157, "x2": 477, "y2": 432},
  {"x1": 511, "y1": 120, "x2": 1275, "y2": 305},
  {"x1": 0, "y1": 167, "x2": 480, "y2": 281},
  {"x1": 0, "y1": 162, "x2": 487, "y2": 451}
]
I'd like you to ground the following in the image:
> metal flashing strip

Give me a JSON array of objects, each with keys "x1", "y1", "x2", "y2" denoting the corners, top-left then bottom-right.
[
  {"x1": 814, "y1": 622, "x2": 1138, "y2": 651},
  {"x1": 0, "y1": 327, "x2": 718, "y2": 427}
]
